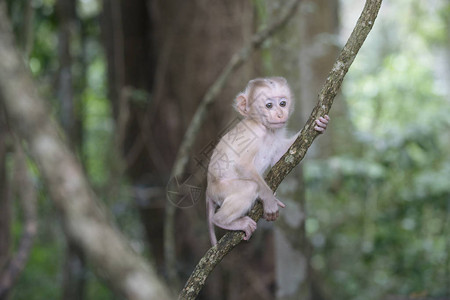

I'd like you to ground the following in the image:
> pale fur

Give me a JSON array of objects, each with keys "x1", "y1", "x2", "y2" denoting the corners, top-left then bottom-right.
[{"x1": 206, "y1": 77, "x2": 328, "y2": 246}]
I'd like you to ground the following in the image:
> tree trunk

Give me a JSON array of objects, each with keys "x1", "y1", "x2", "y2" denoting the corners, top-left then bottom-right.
[
  {"x1": 57, "y1": 0, "x2": 79, "y2": 147},
  {"x1": 102, "y1": 1, "x2": 274, "y2": 298},
  {"x1": 0, "y1": 5, "x2": 174, "y2": 298},
  {"x1": 56, "y1": 0, "x2": 87, "y2": 298}
]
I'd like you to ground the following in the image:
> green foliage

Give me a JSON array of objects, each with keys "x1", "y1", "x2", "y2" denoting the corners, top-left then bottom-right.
[
  {"x1": 5, "y1": 0, "x2": 450, "y2": 299},
  {"x1": 5, "y1": 1, "x2": 120, "y2": 299},
  {"x1": 11, "y1": 239, "x2": 64, "y2": 299},
  {"x1": 304, "y1": 1, "x2": 450, "y2": 299},
  {"x1": 82, "y1": 55, "x2": 112, "y2": 187}
]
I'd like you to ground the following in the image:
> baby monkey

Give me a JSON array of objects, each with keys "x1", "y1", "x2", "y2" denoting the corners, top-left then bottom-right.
[{"x1": 206, "y1": 77, "x2": 329, "y2": 246}]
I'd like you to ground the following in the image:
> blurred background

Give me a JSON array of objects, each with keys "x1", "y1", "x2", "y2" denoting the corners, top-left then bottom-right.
[{"x1": 0, "y1": 0, "x2": 449, "y2": 299}]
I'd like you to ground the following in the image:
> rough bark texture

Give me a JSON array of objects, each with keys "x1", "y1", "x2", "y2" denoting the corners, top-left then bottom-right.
[
  {"x1": 0, "y1": 6, "x2": 173, "y2": 300},
  {"x1": 179, "y1": 0, "x2": 382, "y2": 299}
]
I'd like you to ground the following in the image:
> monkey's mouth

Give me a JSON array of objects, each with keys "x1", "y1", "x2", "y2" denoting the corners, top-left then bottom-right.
[{"x1": 269, "y1": 121, "x2": 286, "y2": 128}]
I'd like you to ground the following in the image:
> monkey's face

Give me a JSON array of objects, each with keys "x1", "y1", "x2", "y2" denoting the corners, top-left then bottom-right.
[{"x1": 252, "y1": 86, "x2": 292, "y2": 130}]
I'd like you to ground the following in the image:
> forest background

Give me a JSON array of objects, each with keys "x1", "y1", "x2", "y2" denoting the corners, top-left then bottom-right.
[{"x1": 0, "y1": 0, "x2": 449, "y2": 300}]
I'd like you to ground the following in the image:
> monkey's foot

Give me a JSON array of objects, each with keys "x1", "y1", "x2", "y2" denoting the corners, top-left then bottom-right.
[{"x1": 241, "y1": 216, "x2": 257, "y2": 240}]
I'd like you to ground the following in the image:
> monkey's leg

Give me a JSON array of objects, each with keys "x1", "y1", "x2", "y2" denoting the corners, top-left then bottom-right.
[
  {"x1": 214, "y1": 215, "x2": 257, "y2": 241},
  {"x1": 235, "y1": 165, "x2": 277, "y2": 204},
  {"x1": 212, "y1": 182, "x2": 258, "y2": 240},
  {"x1": 236, "y1": 166, "x2": 285, "y2": 221}
]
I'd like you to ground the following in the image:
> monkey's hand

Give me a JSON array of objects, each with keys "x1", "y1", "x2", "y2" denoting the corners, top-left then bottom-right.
[
  {"x1": 262, "y1": 195, "x2": 286, "y2": 221},
  {"x1": 314, "y1": 115, "x2": 330, "y2": 133}
]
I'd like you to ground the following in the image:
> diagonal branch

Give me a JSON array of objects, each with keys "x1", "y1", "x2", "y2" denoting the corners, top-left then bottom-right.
[
  {"x1": 179, "y1": 0, "x2": 383, "y2": 299},
  {"x1": 0, "y1": 5, "x2": 173, "y2": 300}
]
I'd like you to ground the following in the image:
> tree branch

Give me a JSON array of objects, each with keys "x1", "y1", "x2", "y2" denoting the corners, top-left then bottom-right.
[
  {"x1": 164, "y1": 0, "x2": 302, "y2": 286},
  {"x1": 179, "y1": 0, "x2": 383, "y2": 298},
  {"x1": 0, "y1": 6, "x2": 173, "y2": 300}
]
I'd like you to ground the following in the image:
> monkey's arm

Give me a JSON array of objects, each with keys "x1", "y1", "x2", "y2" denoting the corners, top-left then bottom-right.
[
  {"x1": 235, "y1": 164, "x2": 273, "y2": 198},
  {"x1": 273, "y1": 115, "x2": 330, "y2": 165},
  {"x1": 234, "y1": 163, "x2": 285, "y2": 221}
]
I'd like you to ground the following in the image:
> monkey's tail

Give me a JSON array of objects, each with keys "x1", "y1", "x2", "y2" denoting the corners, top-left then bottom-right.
[{"x1": 206, "y1": 196, "x2": 217, "y2": 246}]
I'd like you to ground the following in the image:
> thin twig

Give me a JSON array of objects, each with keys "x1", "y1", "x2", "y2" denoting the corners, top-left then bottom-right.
[
  {"x1": 20, "y1": 0, "x2": 34, "y2": 59},
  {"x1": 0, "y1": 144, "x2": 37, "y2": 298},
  {"x1": 164, "y1": 0, "x2": 303, "y2": 286},
  {"x1": 179, "y1": 0, "x2": 383, "y2": 298}
]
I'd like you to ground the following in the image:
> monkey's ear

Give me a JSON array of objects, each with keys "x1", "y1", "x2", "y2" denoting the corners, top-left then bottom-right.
[{"x1": 234, "y1": 93, "x2": 248, "y2": 116}]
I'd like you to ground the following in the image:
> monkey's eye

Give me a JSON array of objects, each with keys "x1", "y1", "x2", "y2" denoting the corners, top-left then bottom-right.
[
  {"x1": 279, "y1": 99, "x2": 287, "y2": 107},
  {"x1": 266, "y1": 103, "x2": 273, "y2": 109}
]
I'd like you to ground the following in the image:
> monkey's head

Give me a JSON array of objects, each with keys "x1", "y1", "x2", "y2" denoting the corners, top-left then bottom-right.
[{"x1": 234, "y1": 77, "x2": 293, "y2": 130}]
